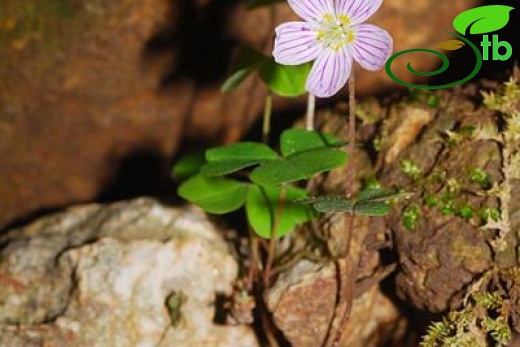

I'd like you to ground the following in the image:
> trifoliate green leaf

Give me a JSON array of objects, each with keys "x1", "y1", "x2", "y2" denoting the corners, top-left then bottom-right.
[
  {"x1": 280, "y1": 129, "x2": 343, "y2": 157},
  {"x1": 201, "y1": 142, "x2": 279, "y2": 176},
  {"x1": 250, "y1": 147, "x2": 347, "y2": 185},
  {"x1": 172, "y1": 151, "x2": 206, "y2": 181},
  {"x1": 221, "y1": 47, "x2": 267, "y2": 92},
  {"x1": 246, "y1": 185, "x2": 315, "y2": 238},
  {"x1": 178, "y1": 175, "x2": 247, "y2": 214},
  {"x1": 206, "y1": 142, "x2": 279, "y2": 162},
  {"x1": 259, "y1": 59, "x2": 312, "y2": 97},
  {"x1": 299, "y1": 196, "x2": 391, "y2": 216}
]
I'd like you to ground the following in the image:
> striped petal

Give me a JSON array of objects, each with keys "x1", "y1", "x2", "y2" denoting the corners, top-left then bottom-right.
[
  {"x1": 335, "y1": 0, "x2": 383, "y2": 25},
  {"x1": 350, "y1": 24, "x2": 392, "y2": 71},
  {"x1": 273, "y1": 22, "x2": 321, "y2": 65},
  {"x1": 306, "y1": 48, "x2": 352, "y2": 98},
  {"x1": 288, "y1": 0, "x2": 334, "y2": 23}
]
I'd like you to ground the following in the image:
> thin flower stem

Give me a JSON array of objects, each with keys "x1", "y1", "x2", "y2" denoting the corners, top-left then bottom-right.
[
  {"x1": 331, "y1": 216, "x2": 354, "y2": 347},
  {"x1": 342, "y1": 71, "x2": 357, "y2": 259},
  {"x1": 261, "y1": 301, "x2": 280, "y2": 347},
  {"x1": 257, "y1": 9, "x2": 283, "y2": 345},
  {"x1": 346, "y1": 70, "x2": 356, "y2": 198},
  {"x1": 331, "y1": 72, "x2": 357, "y2": 347},
  {"x1": 306, "y1": 93, "x2": 316, "y2": 131},
  {"x1": 246, "y1": 92, "x2": 275, "y2": 292},
  {"x1": 247, "y1": 92, "x2": 274, "y2": 291},
  {"x1": 247, "y1": 226, "x2": 259, "y2": 291},
  {"x1": 258, "y1": 238, "x2": 270, "y2": 252},
  {"x1": 263, "y1": 93, "x2": 273, "y2": 143},
  {"x1": 264, "y1": 185, "x2": 287, "y2": 286}
]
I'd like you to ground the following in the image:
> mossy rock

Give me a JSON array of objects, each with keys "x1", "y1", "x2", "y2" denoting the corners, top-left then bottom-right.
[{"x1": 376, "y1": 80, "x2": 520, "y2": 313}]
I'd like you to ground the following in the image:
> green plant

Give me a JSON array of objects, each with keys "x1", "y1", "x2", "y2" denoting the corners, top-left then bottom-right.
[
  {"x1": 301, "y1": 187, "x2": 412, "y2": 216},
  {"x1": 175, "y1": 129, "x2": 406, "y2": 238},
  {"x1": 397, "y1": 129, "x2": 500, "y2": 227},
  {"x1": 469, "y1": 168, "x2": 491, "y2": 188},
  {"x1": 458, "y1": 205, "x2": 473, "y2": 220},
  {"x1": 174, "y1": 2, "x2": 400, "y2": 345},
  {"x1": 221, "y1": 46, "x2": 312, "y2": 98},
  {"x1": 400, "y1": 159, "x2": 422, "y2": 181},
  {"x1": 176, "y1": 129, "x2": 345, "y2": 239},
  {"x1": 420, "y1": 267, "x2": 520, "y2": 347},
  {"x1": 402, "y1": 204, "x2": 421, "y2": 230}
]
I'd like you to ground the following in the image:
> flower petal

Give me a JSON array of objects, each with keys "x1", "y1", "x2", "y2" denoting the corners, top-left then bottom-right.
[
  {"x1": 335, "y1": 0, "x2": 383, "y2": 25},
  {"x1": 287, "y1": 0, "x2": 334, "y2": 22},
  {"x1": 273, "y1": 22, "x2": 322, "y2": 65},
  {"x1": 306, "y1": 48, "x2": 352, "y2": 98},
  {"x1": 350, "y1": 24, "x2": 392, "y2": 71}
]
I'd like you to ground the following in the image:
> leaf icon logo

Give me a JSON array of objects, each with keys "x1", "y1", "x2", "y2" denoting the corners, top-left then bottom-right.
[
  {"x1": 437, "y1": 40, "x2": 466, "y2": 51},
  {"x1": 453, "y1": 5, "x2": 515, "y2": 35}
]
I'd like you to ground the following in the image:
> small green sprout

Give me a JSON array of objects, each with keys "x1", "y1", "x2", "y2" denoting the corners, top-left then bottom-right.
[
  {"x1": 469, "y1": 168, "x2": 491, "y2": 188},
  {"x1": 403, "y1": 204, "x2": 421, "y2": 230},
  {"x1": 406, "y1": 90, "x2": 440, "y2": 108},
  {"x1": 373, "y1": 138, "x2": 382, "y2": 151},
  {"x1": 424, "y1": 194, "x2": 438, "y2": 208},
  {"x1": 458, "y1": 205, "x2": 473, "y2": 220},
  {"x1": 426, "y1": 95, "x2": 441, "y2": 108},
  {"x1": 363, "y1": 178, "x2": 382, "y2": 190},
  {"x1": 439, "y1": 195, "x2": 457, "y2": 216},
  {"x1": 401, "y1": 160, "x2": 422, "y2": 181},
  {"x1": 479, "y1": 208, "x2": 500, "y2": 223}
]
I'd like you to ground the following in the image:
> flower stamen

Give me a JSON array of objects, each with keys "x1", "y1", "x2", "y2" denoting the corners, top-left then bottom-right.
[{"x1": 317, "y1": 13, "x2": 354, "y2": 51}]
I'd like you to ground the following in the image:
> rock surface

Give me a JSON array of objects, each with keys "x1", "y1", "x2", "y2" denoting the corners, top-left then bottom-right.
[
  {"x1": 0, "y1": 0, "x2": 483, "y2": 230},
  {"x1": 266, "y1": 210, "x2": 407, "y2": 347},
  {"x1": 377, "y1": 87, "x2": 517, "y2": 313},
  {"x1": 0, "y1": 198, "x2": 258, "y2": 347},
  {"x1": 266, "y1": 258, "x2": 406, "y2": 347},
  {"x1": 264, "y1": 77, "x2": 520, "y2": 346}
]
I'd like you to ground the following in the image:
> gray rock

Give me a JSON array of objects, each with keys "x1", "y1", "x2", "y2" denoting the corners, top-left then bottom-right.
[{"x1": 0, "y1": 198, "x2": 258, "y2": 347}]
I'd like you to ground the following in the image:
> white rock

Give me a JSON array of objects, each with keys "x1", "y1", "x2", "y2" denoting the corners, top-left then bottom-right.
[{"x1": 0, "y1": 198, "x2": 258, "y2": 347}]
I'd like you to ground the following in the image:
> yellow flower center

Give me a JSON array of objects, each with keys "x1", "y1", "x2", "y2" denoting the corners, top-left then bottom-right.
[{"x1": 316, "y1": 14, "x2": 354, "y2": 51}]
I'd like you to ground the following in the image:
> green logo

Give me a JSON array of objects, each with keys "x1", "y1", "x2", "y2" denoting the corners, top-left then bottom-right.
[{"x1": 385, "y1": 5, "x2": 515, "y2": 89}]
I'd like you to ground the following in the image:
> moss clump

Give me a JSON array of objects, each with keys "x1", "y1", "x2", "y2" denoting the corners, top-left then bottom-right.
[{"x1": 420, "y1": 267, "x2": 520, "y2": 347}]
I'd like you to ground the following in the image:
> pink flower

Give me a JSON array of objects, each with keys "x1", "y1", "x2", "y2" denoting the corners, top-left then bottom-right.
[{"x1": 273, "y1": 0, "x2": 393, "y2": 98}]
